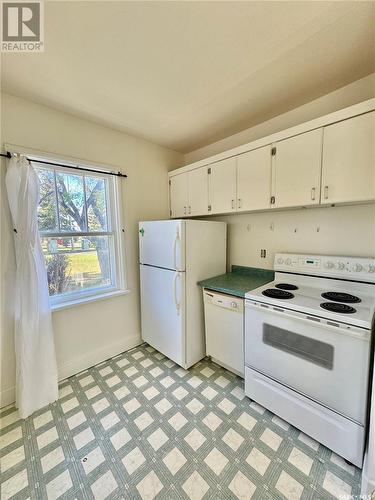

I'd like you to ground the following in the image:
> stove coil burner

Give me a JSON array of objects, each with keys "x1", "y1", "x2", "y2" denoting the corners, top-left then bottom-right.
[
  {"x1": 275, "y1": 283, "x2": 299, "y2": 291},
  {"x1": 262, "y1": 289, "x2": 294, "y2": 299},
  {"x1": 320, "y1": 302, "x2": 357, "y2": 314},
  {"x1": 321, "y1": 292, "x2": 361, "y2": 303}
]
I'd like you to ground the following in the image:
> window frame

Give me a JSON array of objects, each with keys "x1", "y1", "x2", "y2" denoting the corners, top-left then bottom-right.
[{"x1": 30, "y1": 155, "x2": 127, "y2": 310}]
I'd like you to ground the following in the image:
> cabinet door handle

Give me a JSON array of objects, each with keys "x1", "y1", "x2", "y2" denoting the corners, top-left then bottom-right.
[
  {"x1": 324, "y1": 186, "x2": 329, "y2": 200},
  {"x1": 311, "y1": 187, "x2": 316, "y2": 201},
  {"x1": 231, "y1": 199, "x2": 235, "y2": 210},
  {"x1": 238, "y1": 198, "x2": 242, "y2": 209}
]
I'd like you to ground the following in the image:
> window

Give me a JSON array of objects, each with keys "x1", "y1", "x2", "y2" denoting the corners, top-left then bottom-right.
[{"x1": 34, "y1": 160, "x2": 126, "y2": 308}]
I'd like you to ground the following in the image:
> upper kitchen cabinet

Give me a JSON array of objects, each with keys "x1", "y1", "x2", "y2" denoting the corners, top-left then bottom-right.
[
  {"x1": 272, "y1": 128, "x2": 323, "y2": 209},
  {"x1": 321, "y1": 111, "x2": 375, "y2": 205},
  {"x1": 169, "y1": 101, "x2": 375, "y2": 217},
  {"x1": 208, "y1": 157, "x2": 237, "y2": 214},
  {"x1": 170, "y1": 173, "x2": 189, "y2": 218},
  {"x1": 169, "y1": 167, "x2": 209, "y2": 218},
  {"x1": 237, "y1": 146, "x2": 272, "y2": 211},
  {"x1": 188, "y1": 167, "x2": 209, "y2": 216}
]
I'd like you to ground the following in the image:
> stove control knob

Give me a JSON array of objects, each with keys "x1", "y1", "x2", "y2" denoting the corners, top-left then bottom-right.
[
  {"x1": 324, "y1": 261, "x2": 334, "y2": 269},
  {"x1": 277, "y1": 258, "x2": 284, "y2": 264},
  {"x1": 336, "y1": 262, "x2": 345, "y2": 270},
  {"x1": 365, "y1": 264, "x2": 375, "y2": 273},
  {"x1": 285, "y1": 258, "x2": 292, "y2": 265},
  {"x1": 350, "y1": 263, "x2": 363, "y2": 272}
]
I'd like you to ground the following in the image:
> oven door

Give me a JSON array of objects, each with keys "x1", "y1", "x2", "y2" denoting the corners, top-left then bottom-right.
[{"x1": 245, "y1": 301, "x2": 371, "y2": 424}]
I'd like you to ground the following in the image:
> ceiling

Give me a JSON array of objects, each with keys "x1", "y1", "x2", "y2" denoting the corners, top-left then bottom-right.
[{"x1": 2, "y1": 1, "x2": 375, "y2": 153}]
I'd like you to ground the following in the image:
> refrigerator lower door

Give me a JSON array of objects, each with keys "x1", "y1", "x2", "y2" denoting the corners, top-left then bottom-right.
[
  {"x1": 140, "y1": 265, "x2": 185, "y2": 367},
  {"x1": 139, "y1": 220, "x2": 185, "y2": 271}
]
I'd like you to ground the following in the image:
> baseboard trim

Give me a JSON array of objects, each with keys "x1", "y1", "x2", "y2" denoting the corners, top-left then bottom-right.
[
  {"x1": 0, "y1": 335, "x2": 143, "y2": 409},
  {"x1": 58, "y1": 334, "x2": 142, "y2": 381},
  {"x1": 0, "y1": 386, "x2": 16, "y2": 410}
]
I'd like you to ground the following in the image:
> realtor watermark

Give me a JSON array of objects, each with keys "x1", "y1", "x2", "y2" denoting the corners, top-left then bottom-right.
[{"x1": 1, "y1": 0, "x2": 44, "y2": 52}]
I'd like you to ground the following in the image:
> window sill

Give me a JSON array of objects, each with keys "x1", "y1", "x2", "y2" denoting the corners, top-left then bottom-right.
[{"x1": 51, "y1": 289, "x2": 131, "y2": 312}]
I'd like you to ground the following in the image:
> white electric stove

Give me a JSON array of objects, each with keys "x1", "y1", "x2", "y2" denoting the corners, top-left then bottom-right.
[{"x1": 244, "y1": 253, "x2": 375, "y2": 467}]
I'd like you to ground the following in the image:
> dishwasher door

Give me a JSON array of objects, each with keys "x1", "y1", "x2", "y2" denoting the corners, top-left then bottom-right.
[{"x1": 203, "y1": 290, "x2": 244, "y2": 377}]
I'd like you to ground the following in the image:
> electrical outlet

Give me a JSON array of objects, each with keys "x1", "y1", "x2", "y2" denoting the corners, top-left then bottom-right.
[{"x1": 260, "y1": 249, "x2": 267, "y2": 258}]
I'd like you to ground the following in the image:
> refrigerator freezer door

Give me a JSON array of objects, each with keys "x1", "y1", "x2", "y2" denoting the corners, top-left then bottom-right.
[
  {"x1": 139, "y1": 220, "x2": 185, "y2": 271},
  {"x1": 140, "y1": 264, "x2": 185, "y2": 367}
]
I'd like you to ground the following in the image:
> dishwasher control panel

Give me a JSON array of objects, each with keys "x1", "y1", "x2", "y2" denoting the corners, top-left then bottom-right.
[{"x1": 203, "y1": 290, "x2": 244, "y2": 312}]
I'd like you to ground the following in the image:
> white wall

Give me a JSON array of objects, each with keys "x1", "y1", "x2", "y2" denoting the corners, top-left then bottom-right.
[
  {"x1": 184, "y1": 73, "x2": 375, "y2": 165},
  {"x1": 211, "y1": 204, "x2": 375, "y2": 271},
  {"x1": 0, "y1": 93, "x2": 183, "y2": 407}
]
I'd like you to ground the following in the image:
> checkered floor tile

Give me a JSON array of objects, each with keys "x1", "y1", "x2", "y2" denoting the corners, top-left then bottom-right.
[{"x1": 0, "y1": 344, "x2": 361, "y2": 499}]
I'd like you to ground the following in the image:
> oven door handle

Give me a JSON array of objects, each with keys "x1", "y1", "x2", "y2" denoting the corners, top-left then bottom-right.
[{"x1": 245, "y1": 301, "x2": 370, "y2": 341}]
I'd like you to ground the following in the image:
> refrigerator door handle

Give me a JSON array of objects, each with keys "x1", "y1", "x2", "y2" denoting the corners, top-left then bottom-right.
[
  {"x1": 173, "y1": 272, "x2": 181, "y2": 315},
  {"x1": 173, "y1": 227, "x2": 180, "y2": 271}
]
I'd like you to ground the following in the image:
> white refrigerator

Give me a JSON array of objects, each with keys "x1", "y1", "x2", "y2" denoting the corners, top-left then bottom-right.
[{"x1": 139, "y1": 219, "x2": 226, "y2": 369}]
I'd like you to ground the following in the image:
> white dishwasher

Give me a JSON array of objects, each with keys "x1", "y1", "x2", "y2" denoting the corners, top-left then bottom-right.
[{"x1": 203, "y1": 289, "x2": 244, "y2": 377}]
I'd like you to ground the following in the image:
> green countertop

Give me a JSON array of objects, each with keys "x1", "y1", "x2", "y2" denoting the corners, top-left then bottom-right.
[{"x1": 197, "y1": 265, "x2": 274, "y2": 298}]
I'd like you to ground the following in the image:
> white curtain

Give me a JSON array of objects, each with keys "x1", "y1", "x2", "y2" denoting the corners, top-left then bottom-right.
[{"x1": 5, "y1": 155, "x2": 58, "y2": 419}]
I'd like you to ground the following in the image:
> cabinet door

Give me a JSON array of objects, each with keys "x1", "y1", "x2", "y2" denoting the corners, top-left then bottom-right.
[
  {"x1": 170, "y1": 173, "x2": 188, "y2": 218},
  {"x1": 188, "y1": 167, "x2": 208, "y2": 216},
  {"x1": 321, "y1": 112, "x2": 375, "y2": 204},
  {"x1": 237, "y1": 146, "x2": 272, "y2": 211},
  {"x1": 209, "y1": 157, "x2": 237, "y2": 214},
  {"x1": 273, "y1": 129, "x2": 322, "y2": 209}
]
